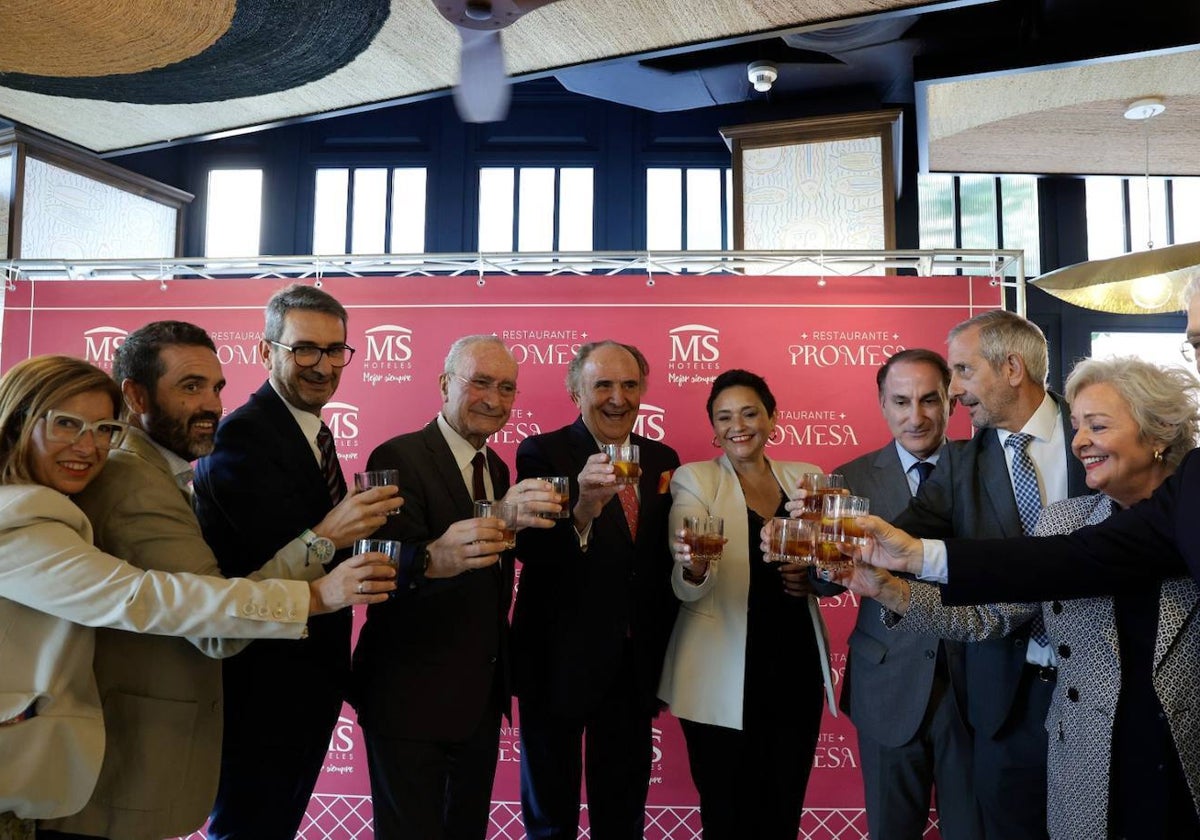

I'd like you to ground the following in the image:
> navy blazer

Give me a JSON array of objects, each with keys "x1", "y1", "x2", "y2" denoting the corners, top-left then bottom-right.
[
  {"x1": 511, "y1": 417, "x2": 680, "y2": 716},
  {"x1": 193, "y1": 381, "x2": 350, "y2": 746},
  {"x1": 941, "y1": 448, "x2": 1200, "y2": 605},
  {"x1": 892, "y1": 392, "x2": 1087, "y2": 738},
  {"x1": 350, "y1": 419, "x2": 513, "y2": 741}
]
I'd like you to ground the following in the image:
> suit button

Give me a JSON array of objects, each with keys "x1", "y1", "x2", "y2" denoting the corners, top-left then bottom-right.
[
  {"x1": 1058, "y1": 644, "x2": 1071, "y2": 658},
  {"x1": 1067, "y1": 687, "x2": 1079, "y2": 702},
  {"x1": 257, "y1": 606, "x2": 269, "y2": 617},
  {"x1": 273, "y1": 607, "x2": 285, "y2": 619},
  {"x1": 242, "y1": 603, "x2": 255, "y2": 616},
  {"x1": 1015, "y1": 637, "x2": 1026, "y2": 648},
  {"x1": 1052, "y1": 601, "x2": 1063, "y2": 614},
  {"x1": 924, "y1": 650, "x2": 936, "y2": 659}
]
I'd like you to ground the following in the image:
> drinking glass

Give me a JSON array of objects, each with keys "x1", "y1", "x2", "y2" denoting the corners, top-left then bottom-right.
[
  {"x1": 354, "y1": 469, "x2": 402, "y2": 515},
  {"x1": 767, "y1": 517, "x2": 817, "y2": 566},
  {"x1": 354, "y1": 538, "x2": 402, "y2": 569},
  {"x1": 474, "y1": 500, "x2": 518, "y2": 550},
  {"x1": 602, "y1": 443, "x2": 641, "y2": 486},
  {"x1": 799, "y1": 472, "x2": 848, "y2": 521},
  {"x1": 683, "y1": 515, "x2": 724, "y2": 567},
  {"x1": 536, "y1": 475, "x2": 570, "y2": 519},
  {"x1": 817, "y1": 493, "x2": 870, "y2": 575}
]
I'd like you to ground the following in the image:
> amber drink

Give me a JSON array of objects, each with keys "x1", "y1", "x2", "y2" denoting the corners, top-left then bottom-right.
[{"x1": 603, "y1": 443, "x2": 641, "y2": 486}]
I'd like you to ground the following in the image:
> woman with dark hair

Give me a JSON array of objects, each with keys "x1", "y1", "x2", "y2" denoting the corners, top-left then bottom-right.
[
  {"x1": 0, "y1": 355, "x2": 395, "y2": 839},
  {"x1": 658, "y1": 368, "x2": 835, "y2": 839}
]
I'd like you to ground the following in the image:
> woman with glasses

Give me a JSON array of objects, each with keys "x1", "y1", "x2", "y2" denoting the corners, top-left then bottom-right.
[{"x1": 0, "y1": 355, "x2": 396, "y2": 840}]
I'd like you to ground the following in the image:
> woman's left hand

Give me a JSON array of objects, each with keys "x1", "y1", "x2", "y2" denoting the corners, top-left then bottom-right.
[
  {"x1": 779, "y1": 563, "x2": 813, "y2": 598},
  {"x1": 672, "y1": 528, "x2": 709, "y2": 583}
]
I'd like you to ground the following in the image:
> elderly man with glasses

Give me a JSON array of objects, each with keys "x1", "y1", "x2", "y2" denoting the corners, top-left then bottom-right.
[{"x1": 350, "y1": 334, "x2": 561, "y2": 840}]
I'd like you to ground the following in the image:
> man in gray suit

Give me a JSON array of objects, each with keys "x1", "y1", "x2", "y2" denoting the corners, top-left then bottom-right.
[
  {"x1": 887, "y1": 310, "x2": 1087, "y2": 840},
  {"x1": 836, "y1": 349, "x2": 980, "y2": 840},
  {"x1": 39, "y1": 321, "x2": 396, "y2": 840}
]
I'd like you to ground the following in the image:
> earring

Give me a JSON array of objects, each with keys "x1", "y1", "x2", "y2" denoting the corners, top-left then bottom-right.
[
  {"x1": 1154, "y1": 449, "x2": 1164, "y2": 463},
  {"x1": 711, "y1": 436, "x2": 720, "y2": 448}
]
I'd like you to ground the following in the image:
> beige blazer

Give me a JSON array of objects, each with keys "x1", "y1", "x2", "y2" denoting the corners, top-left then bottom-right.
[
  {"x1": 0, "y1": 484, "x2": 310, "y2": 821},
  {"x1": 41, "y1": 431, "x2": 321, "y2": 839},
  {"x1": 657, "y1": 456, "x2": 836, "y2": 729}
]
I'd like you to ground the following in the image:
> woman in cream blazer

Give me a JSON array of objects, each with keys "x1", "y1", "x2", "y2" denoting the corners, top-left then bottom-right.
[
  {"x1": 0, "y1": 355, "x2": 392, "y2": 833},
  {"x1": 658, "y1": 369, "x2": 835, "y2": 840}
]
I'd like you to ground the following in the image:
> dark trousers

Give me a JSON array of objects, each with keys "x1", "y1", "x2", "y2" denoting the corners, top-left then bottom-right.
[
  {"x1": 857, "y1": 660, "x2": 981, "y2": 840},
  {"x1": 363, "y1": 707, "x2": 502, "y2": 840},
  {"x1": 38, "y1": 832, "x2": 105, "y2": 840},
  {"x1": 206, "y1": 736, "x2": 330, "y2": 840},
  {"x1": 678, "y1": 680, "x2": 823, "y2": 840},
  {"x1": 518, "y1": 652, "x2": 652, "y2": 840},
  {"x1": 973, "y1": 668, "x2": 1053, "y2": 840}
]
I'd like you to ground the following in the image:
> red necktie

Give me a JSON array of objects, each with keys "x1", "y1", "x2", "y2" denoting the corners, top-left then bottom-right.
[
  {"x1": 618, "y1": 483, "x2": 639, "y2": 541},
  {"x1": 317, "y1": 423, "x2": 345, "y2": 505}
]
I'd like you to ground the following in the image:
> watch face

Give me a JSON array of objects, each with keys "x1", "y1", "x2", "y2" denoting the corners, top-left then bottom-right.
[{"x1": 313, "y1": 537, "x2": 335, "y2": 563}]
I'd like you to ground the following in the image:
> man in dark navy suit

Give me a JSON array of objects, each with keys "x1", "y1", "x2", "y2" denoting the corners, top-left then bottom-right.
[
  {"x1": 194, "y1": 284, "x2": 396, "y2": 840},
  {"x1": 351, "y1": 335, "x2": 558, "y2": 840},
  {"x1": 512, "y1": 340, "x2": 680, "y2": 840}
]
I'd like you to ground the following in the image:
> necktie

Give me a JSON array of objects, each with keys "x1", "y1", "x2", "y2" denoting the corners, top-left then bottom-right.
[
  {"x1": 618, "y1": 483, "x2": 639, "y2": 541},
  {"x1": 471, "y1": 452, "x2": 488, "y2": 502},
  {"x1": 912, "y1": 461, "x2": 935, "y2": 489},
  {"x1": 1004, "y1": 432, "x2": 1050, "y2": 645},
  {"x1": 317, "y1": 423, "x2": 345, "y2": 506}
]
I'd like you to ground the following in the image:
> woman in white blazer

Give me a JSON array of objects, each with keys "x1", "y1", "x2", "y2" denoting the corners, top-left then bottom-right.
[
  {"x1": 858, "y1": 357, "x2": 1200, "y2": 839},
  {"x1": 658, "y1": 369, "x2": 836, "y2": 840},
  {"x1": 0, "y1": 356, "x2": 395, "y2": 838}
]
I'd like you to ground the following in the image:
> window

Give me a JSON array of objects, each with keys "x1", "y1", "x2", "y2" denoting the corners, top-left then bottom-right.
[
  {"x1": 917, "y1": 174, "x2": 1040, "y2": 276},
  {"x1": 1091, "y1": 330, "x2": 1197, "y2": 381},
  {"x1": 205, "y1": 169, "x2": 263, "y2": 258},
  {"x1": 312, "y1": 167, "x2": 427, "y2": 255},
  {"x1": 1085, "y1": 176, "x2": 1200, "y2": 261},
  {"x1": 645, "y1": 167, "x2": 733, "y2": 250},
  {"x1": 478, "y1": 166, "x2": 593, "y2": 252}
]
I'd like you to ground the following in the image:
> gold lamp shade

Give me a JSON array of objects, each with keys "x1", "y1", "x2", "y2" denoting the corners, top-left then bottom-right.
[{"x1": 1031, "y1": 240, "x2": 1200, "y2": 314}]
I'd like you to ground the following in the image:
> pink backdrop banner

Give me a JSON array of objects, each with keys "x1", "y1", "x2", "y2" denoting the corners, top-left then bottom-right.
[{"x1": 2, "y1": 273, "x2": 1001, "y2": 839}]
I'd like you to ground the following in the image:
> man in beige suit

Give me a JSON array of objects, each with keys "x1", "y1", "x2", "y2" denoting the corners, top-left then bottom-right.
[{"x1": 38, "y1": 321, "x2": 398, "y2": 840}]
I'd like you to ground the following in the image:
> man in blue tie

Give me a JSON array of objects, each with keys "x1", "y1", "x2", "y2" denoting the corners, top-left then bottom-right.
[
  {"x1": 835, "y1": 349, "x2": 981, "y2": 840},
  {"x1": 884, "y1": 312, "x2": 1087, "y2": 840}
]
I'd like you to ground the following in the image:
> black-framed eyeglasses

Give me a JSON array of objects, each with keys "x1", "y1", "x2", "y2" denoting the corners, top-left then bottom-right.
[
  {"x1": 43, "y1": 410, "x2": 129, "y2": 450},
  {"x1": 269, "y1": 340, "x2": 356, "y2": 368},
  {"x1": 453, "y1": 374, "x2": 519, "y2": 399}
]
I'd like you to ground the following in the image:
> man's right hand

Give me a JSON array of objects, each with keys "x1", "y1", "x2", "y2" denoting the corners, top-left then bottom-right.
[
  {"x1": 308, "y1": 551, "x2": 396, "y2": 614},
  {"x1": 425, "y1": 518, "x2": 508, "y2": 579},
  {"x1": 573, "y1": 452, "x2": 619, "y2": 532},
  {"x1": 313, "y1": 485, "x2": 403, "y2": 549},
  {"x1": 857, "y1": 515, "x2": 925, "y2": 575}
]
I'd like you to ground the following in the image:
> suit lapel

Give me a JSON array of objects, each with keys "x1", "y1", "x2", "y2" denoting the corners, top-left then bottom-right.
[
  {"x1": 978, "y1": 430, "x2": 1024, "y2": 537},
  {"x1": 568, "y1": 417, "x2": 633, "y2": 543},
  {"x1": 254, "y1": 382, "x2": 331, "y2": 507},
  {"x1": 871, "y1": 444, "x2": 915, "y2": 512},
  {"x1": 421, "y1": 420, "x2": 476, "y2": 511}
]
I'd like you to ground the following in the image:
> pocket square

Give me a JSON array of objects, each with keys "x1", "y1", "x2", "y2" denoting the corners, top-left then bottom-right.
[{"x1": 658, "y1": 469, "x2": 675, "y2": 494}]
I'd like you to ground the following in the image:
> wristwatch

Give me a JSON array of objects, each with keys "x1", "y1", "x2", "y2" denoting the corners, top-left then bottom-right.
[{"x1": 300, "y1": 528, "x2": 335, "y2": 566}]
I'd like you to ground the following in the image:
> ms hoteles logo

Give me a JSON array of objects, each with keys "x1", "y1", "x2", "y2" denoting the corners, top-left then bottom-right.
[
  {"x1": 83, "y1": 326, "x2": 129, "y2": 369},
  {"x1": 667, "y1": 324, "x2": 720, "y2": 371}
]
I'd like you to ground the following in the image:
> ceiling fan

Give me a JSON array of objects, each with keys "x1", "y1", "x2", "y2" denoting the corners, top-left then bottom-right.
[{"x1": 434, "y1": 0, "x2": 562, "y2": 123}]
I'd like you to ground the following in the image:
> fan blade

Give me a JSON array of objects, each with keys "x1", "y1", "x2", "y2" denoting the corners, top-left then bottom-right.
[{"x1": 454, "y1": 26, "x2": 510, "y2": 123}]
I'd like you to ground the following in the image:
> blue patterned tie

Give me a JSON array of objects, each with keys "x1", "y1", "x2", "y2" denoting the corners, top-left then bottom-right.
[{"x1": 1004, "y1": 432, "x2": 1050, "y2": 645}]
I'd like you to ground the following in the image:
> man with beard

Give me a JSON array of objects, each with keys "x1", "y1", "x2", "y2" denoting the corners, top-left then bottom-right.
[
  {"x1": 193, "y1": 286, "x2": 383, "y2": 840},
  {"x1": 39, "y1": 320, "x2": 398, "y2": 840}
]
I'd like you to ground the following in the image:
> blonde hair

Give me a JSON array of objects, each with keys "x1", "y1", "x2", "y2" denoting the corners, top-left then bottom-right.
[
  {"x1": 0, "y1": 355, "x2": 121, "y2": 485},
  {"x1": 1065, "y1": 356, "x2": 1199, "y2": 472}
]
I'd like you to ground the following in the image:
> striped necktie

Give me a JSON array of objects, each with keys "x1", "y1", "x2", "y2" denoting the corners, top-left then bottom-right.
[
  {"x1": 317, "y1": 422, "x2": 345, "y2": 506},
  {"x1": 1005, "y1": 432, "x2": 1050, "y2": 646}
]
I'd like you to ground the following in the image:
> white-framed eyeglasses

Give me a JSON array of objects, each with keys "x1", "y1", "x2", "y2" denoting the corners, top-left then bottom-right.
[
  {"x1": 453, "y1": 374, "x2": 518, "y2": 399},
  {"x1": 43, "y1": 410, "x2": 129, "y2": 450}
]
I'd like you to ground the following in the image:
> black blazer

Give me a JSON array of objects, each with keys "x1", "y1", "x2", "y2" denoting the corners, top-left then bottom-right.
[
  {"x1": 350, "y1": 419, "x2": 513, "y2": 741},
  {"x1": 193, "y1": 381, "x2": 350, "y2": 746},
  {"x1": 892, "y1": 392, "x2": 1087, "y2": 737},
  {"x1": 511, "y1": 417, "x2": 680, "y2": 716},
  {"x1": 941, "y1": 447, "x2": 1200, "y2": 606}
]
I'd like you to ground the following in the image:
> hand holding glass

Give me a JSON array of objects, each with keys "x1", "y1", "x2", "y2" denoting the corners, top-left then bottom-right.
[
  {"x1": 799, "y1": 472, "x2": 847, "y2": 521},
  {"x1": 536, "y1": 476, "x2": 570, "y2": 519},
  {"x1": 354, "y1": 469, "x2": 402, "y2": 515},
  {"x1": 818, "y1": 493, "x2": 870, "y2": 574},
  {"x1": 475, "y1": 500, "x2": 518, "y2": 550},
  {"x1": 683, "y1": 515, "x2": 724, "y2": 567},
  {"x1": 602, "y1": 443, "x2": 640, "y2": 486}
]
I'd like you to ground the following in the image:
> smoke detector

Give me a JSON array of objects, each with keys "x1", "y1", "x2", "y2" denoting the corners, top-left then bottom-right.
[{"x1": 748, "y1": 60, "x2": 778, "y2": 93}]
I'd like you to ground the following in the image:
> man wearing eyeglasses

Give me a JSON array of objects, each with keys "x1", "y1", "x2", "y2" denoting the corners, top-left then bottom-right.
[
  {"x1": 193, "y1": 284, "x2": 386, "y2": 840},
  {"x1": 351, "y1": 334, "x2": 560, "y2": 840},
  {"x1": 39, "y1": 319, "x2": 398, "y2": 840}
]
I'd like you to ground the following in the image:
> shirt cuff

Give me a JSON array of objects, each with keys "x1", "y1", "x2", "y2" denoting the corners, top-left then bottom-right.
[{"x1": 918, "y1": 538, "x2": 950, "y2": 583}]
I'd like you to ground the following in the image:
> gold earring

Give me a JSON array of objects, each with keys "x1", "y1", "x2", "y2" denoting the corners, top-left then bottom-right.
[{"x1": 1154, "y1": 449, "x2": 1164, "y2": 463}]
